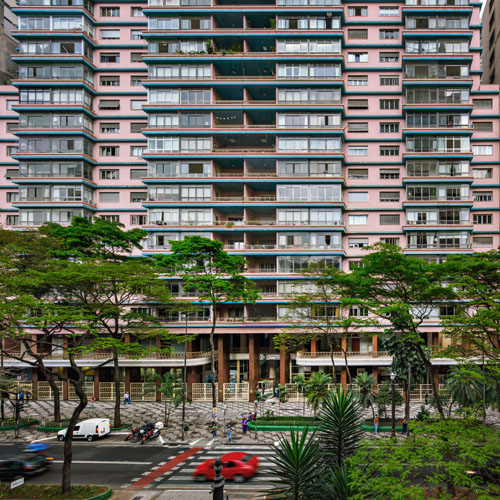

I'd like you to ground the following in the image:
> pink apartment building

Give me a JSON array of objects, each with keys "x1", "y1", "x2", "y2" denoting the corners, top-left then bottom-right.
[{"x1": 0, "y1": 0, "x2": 498, "y2": 402}]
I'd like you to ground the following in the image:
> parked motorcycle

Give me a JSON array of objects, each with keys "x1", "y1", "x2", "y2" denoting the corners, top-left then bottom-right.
[
  {"x1": 128, "y1": 421, "x2": 156, "y2": 443},
  {"x1": 141, "y1": 421, "x2": 163, "y2": 444},
  {"x1": 125, "y1": 426, "x2": 140, "y2": 442}
]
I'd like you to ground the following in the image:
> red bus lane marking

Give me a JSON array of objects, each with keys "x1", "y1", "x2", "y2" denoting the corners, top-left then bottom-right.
[{"x1": 127, "y1": 447, "x2": 203, "y2": 490}]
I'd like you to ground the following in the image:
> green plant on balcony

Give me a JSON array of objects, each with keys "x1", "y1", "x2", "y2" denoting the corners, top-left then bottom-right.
[
  {"x1": 205, "y1": 40, "x2": 214, "y2": 54},
  {"x1": 269, "y1": 18, "x2": 276, "y2": 29}
]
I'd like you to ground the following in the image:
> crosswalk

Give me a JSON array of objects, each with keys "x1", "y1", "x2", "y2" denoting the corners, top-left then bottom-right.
[{"x1": 155, "y1": 445, "x2": 278, "y2": 488}]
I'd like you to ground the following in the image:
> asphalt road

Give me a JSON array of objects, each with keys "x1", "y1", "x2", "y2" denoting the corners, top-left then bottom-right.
[
  {"x1": 0, "y1": 438, "x2": 277, "y2": 495},
  {"x1": 0, "y1": 440, "x2": 186, "y2": 488}
]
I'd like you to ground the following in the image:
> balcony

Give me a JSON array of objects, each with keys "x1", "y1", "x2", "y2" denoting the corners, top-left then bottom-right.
[
  {"x1": 4, "y1": 351, "x2": 214, "y2": 367},
  {"x1": 296, "y1": 351, "x2": 392, "y2": 366}
]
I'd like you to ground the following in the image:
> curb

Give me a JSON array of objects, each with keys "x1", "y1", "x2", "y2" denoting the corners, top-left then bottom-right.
[
  {"x1": 248, "y1": 422, "x2": 319, "y2": 432},
  {"x1": 85, "y1": 486, "x2": 113, "y2": 500},
  {"x1": 360, "y1": 424, "x2": 403, "y2": 432},
  {"x1": 0, "y1": 420, "x2": 37, "y2": 431},
  {"x1": 0, "y1": 486, "x2": 112, "y2": 500}
]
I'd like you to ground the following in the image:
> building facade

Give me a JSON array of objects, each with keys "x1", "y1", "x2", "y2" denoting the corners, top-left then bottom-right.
[{"x1": 0, "y1": 0, "x2": 499, "y2": 401}]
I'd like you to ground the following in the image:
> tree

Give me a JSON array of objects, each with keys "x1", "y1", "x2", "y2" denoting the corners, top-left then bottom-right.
[
  {"x1": 374, "y1": 382, "x2": 403, "y2": 419},
  {"x1": 3, "y1": 259, "x2": 111, "y2": 493},
  {"x1": 318, "y1": 386, "x2": 363, "y2": 468},
  {"x1": 350, "y1": 244, "x2": 452, "y2": 416},
  {"x1": 144, "y1": 371, "x2": 184, "y2": 427},
  {"x1": 348, "y1": 418, "x2": 500, "y2": 499},
  {"x1": 42, "y1": 217, "x2": 174, "y2": 428},
  {"x1": 156, "y1": 236, "x2": 259, "y2": 409},
  {"x1": 267, "y1": 429, "x2": 322, "y2": 500},
  {"x1": 382, "y1": 334, "x2": 428, "y2": 420},
  {"x1": 438, "y1": 251, "x2": 500, "y2": 379},
  {"x1": 0, "y1": 229, "x2": 67, "y2": 421},
  {"x1": 274, "y1": 265, "x2": 375, "y2": 386},
  {"x1": 446, "y1": 364, "x2": 484, "y2": 413},
  {"x1": 305, "y1": 371, "x2": 332, "y2": 417},
  {"x1": 353, "y1": 372, "x2": 376, "y2": 421},
  {"x1": 292, "y1": 374, "x2": 307, "y2": 417}
]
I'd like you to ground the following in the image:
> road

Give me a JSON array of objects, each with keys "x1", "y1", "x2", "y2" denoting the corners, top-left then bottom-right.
[{"x1": 0, "y1": 437, "x2": 276, "y2": 497}]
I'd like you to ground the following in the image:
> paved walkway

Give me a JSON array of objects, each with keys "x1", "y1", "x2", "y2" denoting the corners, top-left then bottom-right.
[{"x1": 2, "y1": 397, "x2": 498, "y2": 444}]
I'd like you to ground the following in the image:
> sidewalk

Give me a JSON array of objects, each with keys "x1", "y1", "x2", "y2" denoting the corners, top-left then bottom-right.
[{"x1": 110, "y1": 490, "x2": 212, "y2": 500}]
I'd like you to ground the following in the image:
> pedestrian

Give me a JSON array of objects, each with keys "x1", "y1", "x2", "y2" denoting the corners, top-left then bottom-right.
[
  {"x1": 227, "y1": 425, "x2": 233, "y2": 443},
  {"x1": 18, "y1": 392, "x2": 24, "y2": 403},
  {"x1": 123, "y1": 392, "x2": 130, "y2": 405},
  {"x1": 424, "y1": 392, "x2": 429, "y2": 404},
  {"x1": 211, "y1": 422, "x2": 217, "y2": 440},
  {"x1": 248, "y1": 411, "x2": 254, "y2": 422},
  {"x1": 374, "y1": 414, "x2": 379, "y2": 435},
  {"x1": 402, "y1": 417, "x2": 408, "y2": 435},
  {"x1": 26, "y1": 391, "x2": 31, "y2": 403},
  {"x1": 242, "y1": 418, "x2": 248, "y2": 435}
]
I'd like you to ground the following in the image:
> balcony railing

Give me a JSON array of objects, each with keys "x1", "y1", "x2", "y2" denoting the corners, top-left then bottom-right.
[
  {"x1": 297, "y1": 351, "x2": 389, "y2": 358},
  {"x1": 407, "y1": 242, "x2": 471, "y2": 249}
]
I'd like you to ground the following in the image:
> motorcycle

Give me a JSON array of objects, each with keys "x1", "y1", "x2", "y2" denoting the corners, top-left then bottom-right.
[
  {"x1": 128, "y1": 421, "x2": 155, "y2": 443},
  {"x1": 125, "y1": 426, "x2": 140, "y2": 442},
  {"x1": 141, "y1": 421, "x2": 163, "y2": 444}
]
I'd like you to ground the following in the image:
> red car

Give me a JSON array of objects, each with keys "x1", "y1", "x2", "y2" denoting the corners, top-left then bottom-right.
[{"x1": 193, "y1": 452, "x2": 259, "y2": 483}]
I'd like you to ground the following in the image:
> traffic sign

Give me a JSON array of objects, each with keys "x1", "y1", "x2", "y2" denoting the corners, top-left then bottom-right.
[{"x1": 11, "y1": 477, "x2": 24, "y2": 489}]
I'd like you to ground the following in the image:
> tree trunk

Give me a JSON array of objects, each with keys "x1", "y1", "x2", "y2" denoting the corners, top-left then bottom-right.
[
  {"x1": 164, "y1": 400, "x2": 167, "y2": 426},
  {"x1": 328, "y1": 343, "x2": 337, "y2": 388},
  {"x1": 404, "y1": 380, "x2": 410, "y2": 421},
  {"x1": 342, "y1": 348, "x2": 352, "y2": 387},
  {"x1": 113, "y1": 348, "x2": 121, "y2": 428},
  {"x1": 47, "y1": 373, "x2": 61, "y2": 422},
  {"x1": 62, "y1": 371, "x2": 87, "y2": 493},
  {"x1": 415, "y1": 344, "x2": 445, "y2": 417},
  {"x1": 209, "y1": 303, "x2": 217, "y2": 410}
]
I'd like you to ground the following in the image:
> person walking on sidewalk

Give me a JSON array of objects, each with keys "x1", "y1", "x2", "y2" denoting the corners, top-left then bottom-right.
[
  {"x1": 211, "y1": 422, "x2": 218, "y2": 440},
  {"x1": 242, "y1": 418, "x2": 248, "y2": 435},
  {"x1": 374, "y1": 414, "x2": 379, "y2": 435},
  {"x1": 227, "y1": 425, "x2": 233, "y2": 443},
  {"x1": 402, "y1": 418, "x2": 408, "y2": 435}
]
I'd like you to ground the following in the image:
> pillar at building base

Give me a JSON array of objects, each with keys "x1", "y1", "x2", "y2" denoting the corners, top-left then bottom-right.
[
  {"x1": 248, "y1": 334, "x2": 260, "y2": 402},
  {"x1": 93, "y1": 370, "x2": 100, "y2": 401},
  {"x1": 279, "y1": 348, "x2": 289, "y2": 386},
  {"x1": 217, "y1": 335, "x2": 230, "y2": 402}
]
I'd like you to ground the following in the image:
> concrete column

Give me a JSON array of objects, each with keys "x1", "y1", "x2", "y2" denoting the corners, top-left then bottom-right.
[
  {"x1": 311, "y1": 340, "x2": 319, "y2": 353},
  {"x1": 125, "y1": 369, "x2": 131, "y2": 395},
  {"x1": 248, "y1": 334, "x2": 260, "y2": 402},
  {"x1": 279, "y1": 348, "x2": 289, "y2": 385},
  {"x1": 372, "y1": 335, "x2": 378, "y2": 357},
  {"x1": 217, "y1": 335, "x2": 230, "y2": 402},
  {"x1": 372, "y1": 367, "x2": 378, "y2": 384},
  {"x1": 93, "y1": 369, "x2": 100, "y2": 401}
]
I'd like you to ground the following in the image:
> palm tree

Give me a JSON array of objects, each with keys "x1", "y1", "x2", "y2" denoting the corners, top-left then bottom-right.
[
  {"x1": 293, "y1": 374, "x2": 306, "y2": 417},
  {"x1": 354, "y1": 372, "x2": 376, "y2": 421},
  {"x1": 267, "y1": 429, "x2": 321, "y2": 500},
  {"x1": 318, "y1": 386, "x2": 363, "y2": 467},
  {"x1": 305, "y1": 371, "x2": 332, "y2": 417},
  {"x1": 446, "y1": 364, "x2": 483, "y2": 410}
]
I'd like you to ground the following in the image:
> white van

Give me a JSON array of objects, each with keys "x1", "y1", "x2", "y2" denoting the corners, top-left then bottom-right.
[{"x1": 57, "y1": 418, "x2": 110, "y2": 442}]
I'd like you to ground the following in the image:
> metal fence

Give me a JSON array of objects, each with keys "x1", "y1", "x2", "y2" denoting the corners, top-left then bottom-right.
[{"x1": 223, "y1": 383, "x2": 249, "y2": 401}]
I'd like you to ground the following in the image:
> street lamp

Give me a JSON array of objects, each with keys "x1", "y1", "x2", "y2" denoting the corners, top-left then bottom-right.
[
  {"x1": 181, "y1": 313, "x2": 188, "y2": 441},
  {"x1": 390, "y1": 371, "x2": 396, "y2": 438}
]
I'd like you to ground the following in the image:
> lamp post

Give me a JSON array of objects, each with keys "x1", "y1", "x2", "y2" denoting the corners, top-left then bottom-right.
[
  {"x1": 212, "y1": 457, "x2": 225, "y2": 500},
  {"x1": 181, "y1": 313, "x2": 188, "y2": 441},
  {"x1": 390, "y1": 371, "x2": 396, "y2": 438}
]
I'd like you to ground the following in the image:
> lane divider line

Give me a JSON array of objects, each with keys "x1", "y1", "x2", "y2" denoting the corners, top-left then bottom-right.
[{"x1": 126, "y1": 447, "x2": 203, "y2": 490}]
